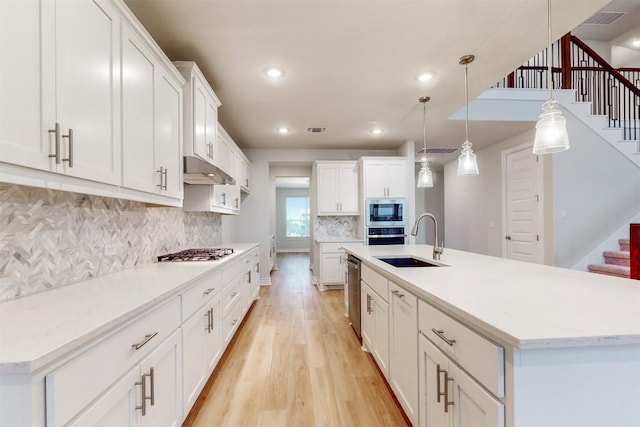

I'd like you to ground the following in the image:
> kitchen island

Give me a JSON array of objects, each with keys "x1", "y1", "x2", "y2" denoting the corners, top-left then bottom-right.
[{"x1": 344, "y1": 244, "x2": 640, "y2": 427}]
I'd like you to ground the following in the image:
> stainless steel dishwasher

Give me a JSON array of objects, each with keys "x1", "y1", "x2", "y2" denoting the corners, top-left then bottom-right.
[{"x1": 346, "y1": 255, "x2": 361, "y2": 341}]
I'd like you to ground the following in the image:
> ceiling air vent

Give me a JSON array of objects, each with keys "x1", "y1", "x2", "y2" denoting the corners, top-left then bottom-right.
[
  {"x1": 418, "y1": 148, "x2": 458, "y2": 154},
  {"x1": 306, "y1": 127, "x2": 327, "y2": 133},
  {"x1": 583, "y1": 11, "x2": 625, "y2": 25}
]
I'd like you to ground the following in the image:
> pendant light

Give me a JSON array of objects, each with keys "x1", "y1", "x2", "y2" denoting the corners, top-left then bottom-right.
[
  {"x1": 533, "y1": 0, "x2": 570, "y2": 154},
  {"x1": 457, "y1": 54, "x2": 479, "y2": 176},
  {"x1": 417, "y1": 96, "x2": 434, "y2": 188}
]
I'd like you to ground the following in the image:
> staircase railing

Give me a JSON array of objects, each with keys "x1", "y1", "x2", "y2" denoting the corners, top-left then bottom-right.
[
  {"x1": 631, "y1": 223, "x2": 639, "y2": 280},
  {"x1": 495, "y1": 34, "x2": 640, "y2": 151}
]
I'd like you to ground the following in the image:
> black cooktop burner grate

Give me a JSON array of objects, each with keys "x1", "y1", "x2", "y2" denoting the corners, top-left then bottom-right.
[{"x1": 157, "y1": 248, "x2": 234, "y2": 262}]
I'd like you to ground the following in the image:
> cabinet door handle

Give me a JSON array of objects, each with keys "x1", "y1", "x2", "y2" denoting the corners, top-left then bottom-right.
[
  {"x1": 366, "y1": 294, "x2": 372, "y2": 314},
  {"x1": 221, "y1": 192, "x2": 227, "y2": 205},
  {"x1": 162, "y1": 168, "x2": 168, "y2": 190},
  {"x1": 443, "y1": 370, "x2": 454, "y2": 412},
  {"x1": 203, "y1": 287, "x2": 215, "y2": 296},
  {"x1": 62, "y1": 128, "x2": 73, "y2": 167},
  {"x1": 431, "y1": 328, "x2": 456, "y2": 347},
  {"x1": 391, "y1": 289, "x2": 405, "y2": 298},
  {"x1": 132, "y1": 332, "x2": 158, "y2": 350},
  {"x1": 210, "y1": 308, "x2": 214, "y2": 331},
  {"x1": 205, "y1": 309, "x2": 212, "y2": 333},
  {"x1": 48, "y1": 122, "x2": 61, "y2": 164},
  {"x1": 436, "y1": 364, "x2": 445, "y2": 403},
  {"x1": 135, "y1": 367, "x2": 154, "y2": 415}
]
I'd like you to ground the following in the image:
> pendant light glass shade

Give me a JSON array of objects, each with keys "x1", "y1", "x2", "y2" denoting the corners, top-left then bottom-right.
[
  {"x1": 533, "y1": 99, "x2": 570, "y2": 154},
  {"x1": 533, "y1": 0, "x2": 570, "y2": 154},
  {"x1": 417, "y1": 163, "x2": 434, "y2": 188},
  {"x1": 457, "y1": 140, "x2": 479, "y2": 175},
  {"x1": 417, "y1": 96, "x2": 434, "y2": 188},
  {"x1": 457, "y1": 55, "x2": 479, "y2": 176}
]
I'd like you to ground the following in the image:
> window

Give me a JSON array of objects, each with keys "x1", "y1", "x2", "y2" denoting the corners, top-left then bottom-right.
[{"x1": 285, "y1": 197, "x2": 310, "y2": 237}]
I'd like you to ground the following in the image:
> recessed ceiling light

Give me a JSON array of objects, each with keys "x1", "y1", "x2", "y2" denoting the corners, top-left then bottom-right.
[
  {"x1": 277, "y1": 127, "x2": 289, "y2": 134},
  {"x1": 417, "y1": 72, "x2": 433, "y2": 82},
  {"x1": 265, "y1": 67, "x2": 284, "y2": 78},
  {"x1": 632, "y1": 39, "x2": 640, "y2": 48},
  {"x1": 371, "y1": 128, "x2": 383, "y2": 135}
]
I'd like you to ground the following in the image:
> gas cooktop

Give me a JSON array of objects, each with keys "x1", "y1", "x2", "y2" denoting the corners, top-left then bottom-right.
[{"x1": 157, "y1": 248, "x2": 234, "y2": 262}]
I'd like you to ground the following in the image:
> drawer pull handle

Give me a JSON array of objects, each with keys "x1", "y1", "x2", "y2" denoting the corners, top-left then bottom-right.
[
  {"x1": 431, "y1": 328, "x2": 456, "y2": 347},
  {"x1": 132, "y1": 332, "x2": 158, "y2": 350},
  {"x1": 231, "y1": 291, "x2": 239, "y2": 297},
  {"x1": 391, "y1": 289, "x2": 405, "y2": 298},
  {"x1": 203, "y1": 287, "x2": 215, "y2": 296}
]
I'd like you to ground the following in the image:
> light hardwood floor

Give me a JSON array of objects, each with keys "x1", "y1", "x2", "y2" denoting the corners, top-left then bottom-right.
[{"x1": 183, "y1": 253, "x2": 409, "y2": 427}]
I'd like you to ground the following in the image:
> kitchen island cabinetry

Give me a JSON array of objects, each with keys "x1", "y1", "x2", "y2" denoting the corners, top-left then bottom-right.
[
  {"x1": 360, "y1": 280, "x2": 389, "y2": 379},
  {"x1": 0, "y1": 243, "x2": 260, "y2": 427},
  {"x1": 361, "y1": 158, "x2": 407, "y2": 199},
  {"x1": 389, "y1": 281, "x2": 418, "y2": 425},
  {"x1": 316, "y1": 161, "x2": 359, "y2": 215},
  {"x1": 316, "y1": 240, "x2": 363, "y2": 291},
  {"x1": 343, "y1": 244, "x2": 640, "y2": 427}
]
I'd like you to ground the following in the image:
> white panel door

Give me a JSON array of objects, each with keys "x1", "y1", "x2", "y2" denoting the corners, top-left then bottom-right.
[
  {"x1": 155, "y1": 72, "x2": 183, "y2": 199},
  {"x1": 505, "y1": 147, "x2": 542, "y2": 263},
  {"x1": 364, "y1": 161, "x2": 387, "y2": 198},
  {"x1": 338, "y1": 163, "x2": 359, "y2": 213},
  {"x1": 385, "y1": 160, "x2": 407, "y2": 198},
  {"x1": 193, "y1": 78, "x2": 209, "y2": 160},
  {"x1": 0, "y1": 0, "x2": 51, "y2": 170},
  {"x1": 361, "y1": 284, "x2": 375, "y2": 354},
  {"x1": 418, "y1": 335, "x2": 450, "y2": 427},
  {"x1": 205, "y1": 96, "x2": 217, "y2": 163},
  {"x1": 372, "y1": 295, "x2": 389, "y2": 379},
  {"x1": 449, "y1": 362, "x2": 505, "y2": 427},
  {"x1": 317, "y1": 164, "x2": 340, "y2": 214},
  {"x1": 181, "y1": 309, "x2": 207, "y2": 412},
  {"x1": 205, "y1": 299, "x2": 223, "y2": 373},
  {"x1": 121, "y1": 25, "x2": 155, "y2": 193},
  {"x1": 55, "y1": 0, "x2": 121, "y2": 183},
  {"x1": 139, "y1": 330, "x2": 182, "y2": 427}
]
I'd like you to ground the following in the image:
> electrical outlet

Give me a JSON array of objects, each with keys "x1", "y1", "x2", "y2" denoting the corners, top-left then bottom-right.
[{"x1": 104, "y1": 244, "x2": 117, "y2": 257}]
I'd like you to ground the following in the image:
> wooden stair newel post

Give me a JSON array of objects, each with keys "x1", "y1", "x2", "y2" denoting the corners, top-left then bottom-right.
[{"x1": 631, "y1": 224, "x2": 639, "y2": 280}]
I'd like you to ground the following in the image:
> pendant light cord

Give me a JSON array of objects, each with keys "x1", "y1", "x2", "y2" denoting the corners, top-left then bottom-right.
[
  {"x1": 464, "y1": 63, "x2": 469, "y2": 141},
  {"x1": 423, "y1": 101, "x2": 427, "y2": 153},
  {"x1": 547, "y1": 0, "x2": 552, "y2": 98}
]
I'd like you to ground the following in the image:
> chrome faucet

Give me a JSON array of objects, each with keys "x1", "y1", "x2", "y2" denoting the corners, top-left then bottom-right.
[{"x1": 411, "y1": 213, "x2": 444, "y2": 260}]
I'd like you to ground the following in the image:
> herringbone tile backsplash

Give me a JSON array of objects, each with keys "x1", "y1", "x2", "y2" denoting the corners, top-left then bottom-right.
[{"x1": 0, "y1": 184, "x2": 222, "y2": 301}]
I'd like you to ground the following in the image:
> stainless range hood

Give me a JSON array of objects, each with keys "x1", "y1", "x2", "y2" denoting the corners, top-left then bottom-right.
[{"x1": 183, "y1": 156, "x2": 235, "y2": 185}]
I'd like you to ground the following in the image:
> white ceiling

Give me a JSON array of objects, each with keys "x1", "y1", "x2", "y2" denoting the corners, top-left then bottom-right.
[{"x1": 124, "y1": 0, "x2": 637, "y2": 166}]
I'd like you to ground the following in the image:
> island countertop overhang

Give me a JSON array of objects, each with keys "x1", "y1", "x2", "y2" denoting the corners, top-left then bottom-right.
[{"x1": 341, "y1": 244, "x2": 640, "y2": 350}]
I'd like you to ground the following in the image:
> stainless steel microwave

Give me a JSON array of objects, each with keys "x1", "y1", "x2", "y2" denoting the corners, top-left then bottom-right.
[{"x1": 365, "y1": 199, "x2": 406, "y2": 226}]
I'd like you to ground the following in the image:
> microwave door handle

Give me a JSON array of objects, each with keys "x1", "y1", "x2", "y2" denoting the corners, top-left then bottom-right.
[{"x1": 368, "y1": 234, "x2": 406, "y2": 238}]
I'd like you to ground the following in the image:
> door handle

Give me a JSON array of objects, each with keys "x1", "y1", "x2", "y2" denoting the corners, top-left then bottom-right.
[{"x1": 505, "y1": 235, "x2": 512, "y2": 240}]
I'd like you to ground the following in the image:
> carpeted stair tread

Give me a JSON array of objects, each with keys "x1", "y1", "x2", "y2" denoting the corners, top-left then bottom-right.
[
  {"x1": 587, "y1": 263, "x2": 631, "y2": 278},
  {"x1": 619, "y1": 238, "x2": 630, "y2": 251},
  {"x1": 603, "y1": 250, "x2": 630, "y2": 266}
]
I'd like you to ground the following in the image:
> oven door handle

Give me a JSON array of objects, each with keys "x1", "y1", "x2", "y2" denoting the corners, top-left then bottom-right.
[{"x1": 368, "y1": 234, "x2": 407, "y2": 238}]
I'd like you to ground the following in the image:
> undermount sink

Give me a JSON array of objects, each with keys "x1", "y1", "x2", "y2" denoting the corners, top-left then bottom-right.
[{"x1": 376, "y1": 256, "x2": 441, "y2": 268}]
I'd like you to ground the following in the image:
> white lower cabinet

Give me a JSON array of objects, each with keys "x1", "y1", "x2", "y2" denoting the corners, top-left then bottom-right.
[
  {"x1": 361, "y1": 282, "x2": 389, "y2": 379},
  {"x1": 69, "y1": 329, "x2": 182, "y2": 427},
  {"x1": 389, "y1": 281, "x2": 418, "y2": 426},
  {"x1": 418, "y1": 335, "x2": 504, "y2": 427}
]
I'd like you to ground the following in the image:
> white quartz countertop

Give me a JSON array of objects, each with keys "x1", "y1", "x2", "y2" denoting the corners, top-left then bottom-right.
[
  {"x1": 0, "y1": 243, "x2": 258, "y2": 374},
  {"x1": 315, "y1": 238, "x2": 364, "y2": 243},
  {"x1": 344, "y1": 245, "x2": 640, "y2": 349}
]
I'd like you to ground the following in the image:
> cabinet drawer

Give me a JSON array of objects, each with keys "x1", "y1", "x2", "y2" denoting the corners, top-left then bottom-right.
[
  {"x1": 182, "y1": 269, "x2": 222, "y2": 320},
  {"x1": 222, "y1": 274, "x2": 243, "y2": 315},
  {"x1": 418, "y1": 300, "x2": 504, "y2": 397},
  {"x1": 223, "y1": 257, "x2": 245, "y2": 284},
  {"x1": 361, "y1": 264, "x2": 388, "y2": 302},
  {"x1": 45, "y1": 296, "x2": 180, "y2": 427},
  {"x1": 222, "y1": 299, "x2": 243, "y2": 344},
  {"x1": 320, "y1": 242, "x2": 346, "y2": 253}
]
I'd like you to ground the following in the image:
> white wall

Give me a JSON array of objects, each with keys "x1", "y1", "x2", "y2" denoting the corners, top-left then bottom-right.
[
  {"x1": 232, "y1": 148, "x2": 396, "y2": 284},
  {"x1": 552, "y1": 113, "x2": 640, "y2": 268},
  {"x1": 444, "y1": 130, "x2": 542, "y2": 258},
  {"x1": 414, "y1": 165, "x2": 445, "y2": 246}
]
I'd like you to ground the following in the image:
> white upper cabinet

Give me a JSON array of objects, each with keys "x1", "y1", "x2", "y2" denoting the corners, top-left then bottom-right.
[
  {"x1": 0, "y1": 0, "x2": 48, "y2": 170},
  {"x1": 183, "y1": 184, "x2": 241, "y2": 215},
  {"x1": 215, "y1": 125, "x2": 234, "y2": 177},
  {"x1": 362, "y1": 158, "x2": 407, "y2": 199},
  {"x1": 316, "y1": 161, "x2": 359, "y2": 215},
  {"x1": 1, "y1": 0, "x2": 121, "y2": 184},
  {"x1": 154, "y1": 70, "x2": 183, "y2": 200},
  {"x1": 174, "y1": 61, "x2": 221, "y2": 165}
]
